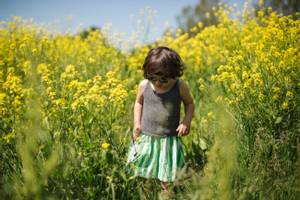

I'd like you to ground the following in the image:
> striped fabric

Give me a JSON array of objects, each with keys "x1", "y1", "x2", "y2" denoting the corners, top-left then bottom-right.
[{"x1": 126, "y1": 132, "x2": 186, "y2": 182}]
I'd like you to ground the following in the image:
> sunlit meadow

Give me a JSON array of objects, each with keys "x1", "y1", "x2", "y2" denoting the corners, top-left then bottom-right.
[{"x1": 1, "y1": 3, "x2": 300, "y2": 200}]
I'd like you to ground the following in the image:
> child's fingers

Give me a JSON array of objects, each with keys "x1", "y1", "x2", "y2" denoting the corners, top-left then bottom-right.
[
  {"x1": 178, "y1": 127, "x2": 183, "y2": 136},
  {"x1": 133, "y1": 131, "x2": 140, "y2": 140},
  {"x1": 134, "y1": 128, "x2": 140, "y2": 134},
  {"x1": 181, "y1": 127, "x2": 186, "y2": 134},
  {"x1": 181, "y1": 128, "x2": 189, "y2": 136}
]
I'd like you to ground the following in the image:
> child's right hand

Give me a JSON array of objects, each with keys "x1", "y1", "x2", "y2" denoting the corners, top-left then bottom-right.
[{"x1": 133, "y1": 125, "x2": 141, "y2": 141}]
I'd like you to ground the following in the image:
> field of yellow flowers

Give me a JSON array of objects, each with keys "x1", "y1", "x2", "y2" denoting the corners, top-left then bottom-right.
[{"x1": 1, "y1": 6, "x2": 300, "y2": 199}]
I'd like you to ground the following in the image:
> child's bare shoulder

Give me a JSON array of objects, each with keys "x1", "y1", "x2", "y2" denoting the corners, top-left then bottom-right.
[
  {"x1": 178, "y1": 79, "x2": 193, "y2": 103},
  {"x1": 178, "y1": 79, "x2": 191, "y2": 95},
  {"x1": 178, "y1": 79, "x2": 189, "y2": 89},
  {"x1": 137, "y1": 79, "x2": 148, "y2": 94},
  {"x1": 138, "y1": 79, "x2": 148, "y2": 89}
]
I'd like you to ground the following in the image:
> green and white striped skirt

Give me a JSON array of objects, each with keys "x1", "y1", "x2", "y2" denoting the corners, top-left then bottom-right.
[{"x1": 126, "y1": 132, "x2": 186, "y2": 182}]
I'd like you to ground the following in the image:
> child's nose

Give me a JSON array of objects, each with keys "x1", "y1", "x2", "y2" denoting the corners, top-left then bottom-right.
[
  {"x1": 155, "y1": 80, "x2": 161, "y2": 84},
  {"x1": 154, "y1": 81, "x2": 161, "y2": 86}
]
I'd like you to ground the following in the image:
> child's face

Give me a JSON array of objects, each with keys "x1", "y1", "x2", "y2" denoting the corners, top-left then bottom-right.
[
  {"x1": 148, "y1": 74, "x2": 170, "y2": 88},
  {"x1": 148, "y1": 75, "x2": 169, "y2": 84}
]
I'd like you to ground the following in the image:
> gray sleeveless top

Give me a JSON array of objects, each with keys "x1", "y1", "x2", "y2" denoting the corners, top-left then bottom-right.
[{"x1": 141, "y1": 80, "x2": 181, "y2": 137}]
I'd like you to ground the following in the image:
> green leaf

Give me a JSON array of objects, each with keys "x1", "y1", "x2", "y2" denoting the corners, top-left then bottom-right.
[
  {"x1": 275, "y1": 116, "x2": 282, "y2": 124},
  {"x1": 199, "y1": 138, "x2": 208, "y2": 150}
]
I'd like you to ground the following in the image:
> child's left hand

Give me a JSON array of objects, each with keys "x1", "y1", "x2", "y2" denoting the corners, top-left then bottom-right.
[{"x1": 176, "y1": 123, "x2": 190, "y2": 136}]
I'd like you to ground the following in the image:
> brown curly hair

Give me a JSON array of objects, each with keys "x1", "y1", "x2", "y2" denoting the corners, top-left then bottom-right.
[{"x1": 142, "y1": 46, "x2": 185, "y2": 79}]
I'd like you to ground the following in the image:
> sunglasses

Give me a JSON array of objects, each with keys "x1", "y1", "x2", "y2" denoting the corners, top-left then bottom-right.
[{"x1": 147, "y1": 75, "x2": 169, "y2": 84}]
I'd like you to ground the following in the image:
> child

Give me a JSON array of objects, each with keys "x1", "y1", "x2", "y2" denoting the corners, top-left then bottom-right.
[{"x1": 126, "y1": 46, "x2": 195, "y2": 191}]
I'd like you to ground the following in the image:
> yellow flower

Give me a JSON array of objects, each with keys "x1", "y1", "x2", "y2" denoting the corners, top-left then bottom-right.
[
  {"x1": 281, "y1": 101, "x2": 288, "y2": 110},
  {"x1": 88, "y1": 57, "x2": 96, "y2": 63},
  {"x1": 37, "y1": 63, "x2": 48, "y2": 75},
  {"x1": 199, "y1": 84, "x2": 206, "y2": 91},
  {"x1": 207, "y1": 112, "x2": 215, "y2": 120},
  {"x1": 272, "y1": 94, "x2": 279, "y2": 100},
  {"x1": 215, "y1": 96, "x2": 224, "y2": 103},
  {"x1": 0, "y1": 93, "x2": 6, "y2": 105},
  {"x1": 53, "y1": 98, "x2": 66, "y2": 106},
  {"x1": 3, "y1": 131, "x2": 16, "y2": 144},
  {"x1": 101, "y1": 142, "x2": 110, "y2": 150},
  {"x1": 197, "y1": 22, "x2": 203, "y2": 28},
  {"x1": 259, "y1": 0, "x2": 264, "y2": 7},
  {"x1": 272, "y1": 87, "x2": 280, "y2": 93},
  {"x1": 286, "y1": 91, "x2": 293, "y2": 98},
  {"x1": 19, "y1": 43, "x2": 26, "y2": 49},
  {"x1": 258, "y1": 93, "x2": 265, "y2": 102},
  {"x1": 205, "y1": 12, "x2": 210, "y2": 18},
  {"x1": 230, "y1": 83, "x2": 237, "y2": 91}
]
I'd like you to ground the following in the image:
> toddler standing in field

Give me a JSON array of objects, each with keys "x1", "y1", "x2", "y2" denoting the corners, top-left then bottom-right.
[{"x1": 126, "y1": 46, "x2": 195, "y2": 191}]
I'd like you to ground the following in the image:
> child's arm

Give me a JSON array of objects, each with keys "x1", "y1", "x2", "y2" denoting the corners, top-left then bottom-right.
[
  {"x1": 177, "y1": 80, "x2": 195, "y2": 136},
  {"x1": 133, "y1": 80, "x2": 147, "y2": 140}
]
